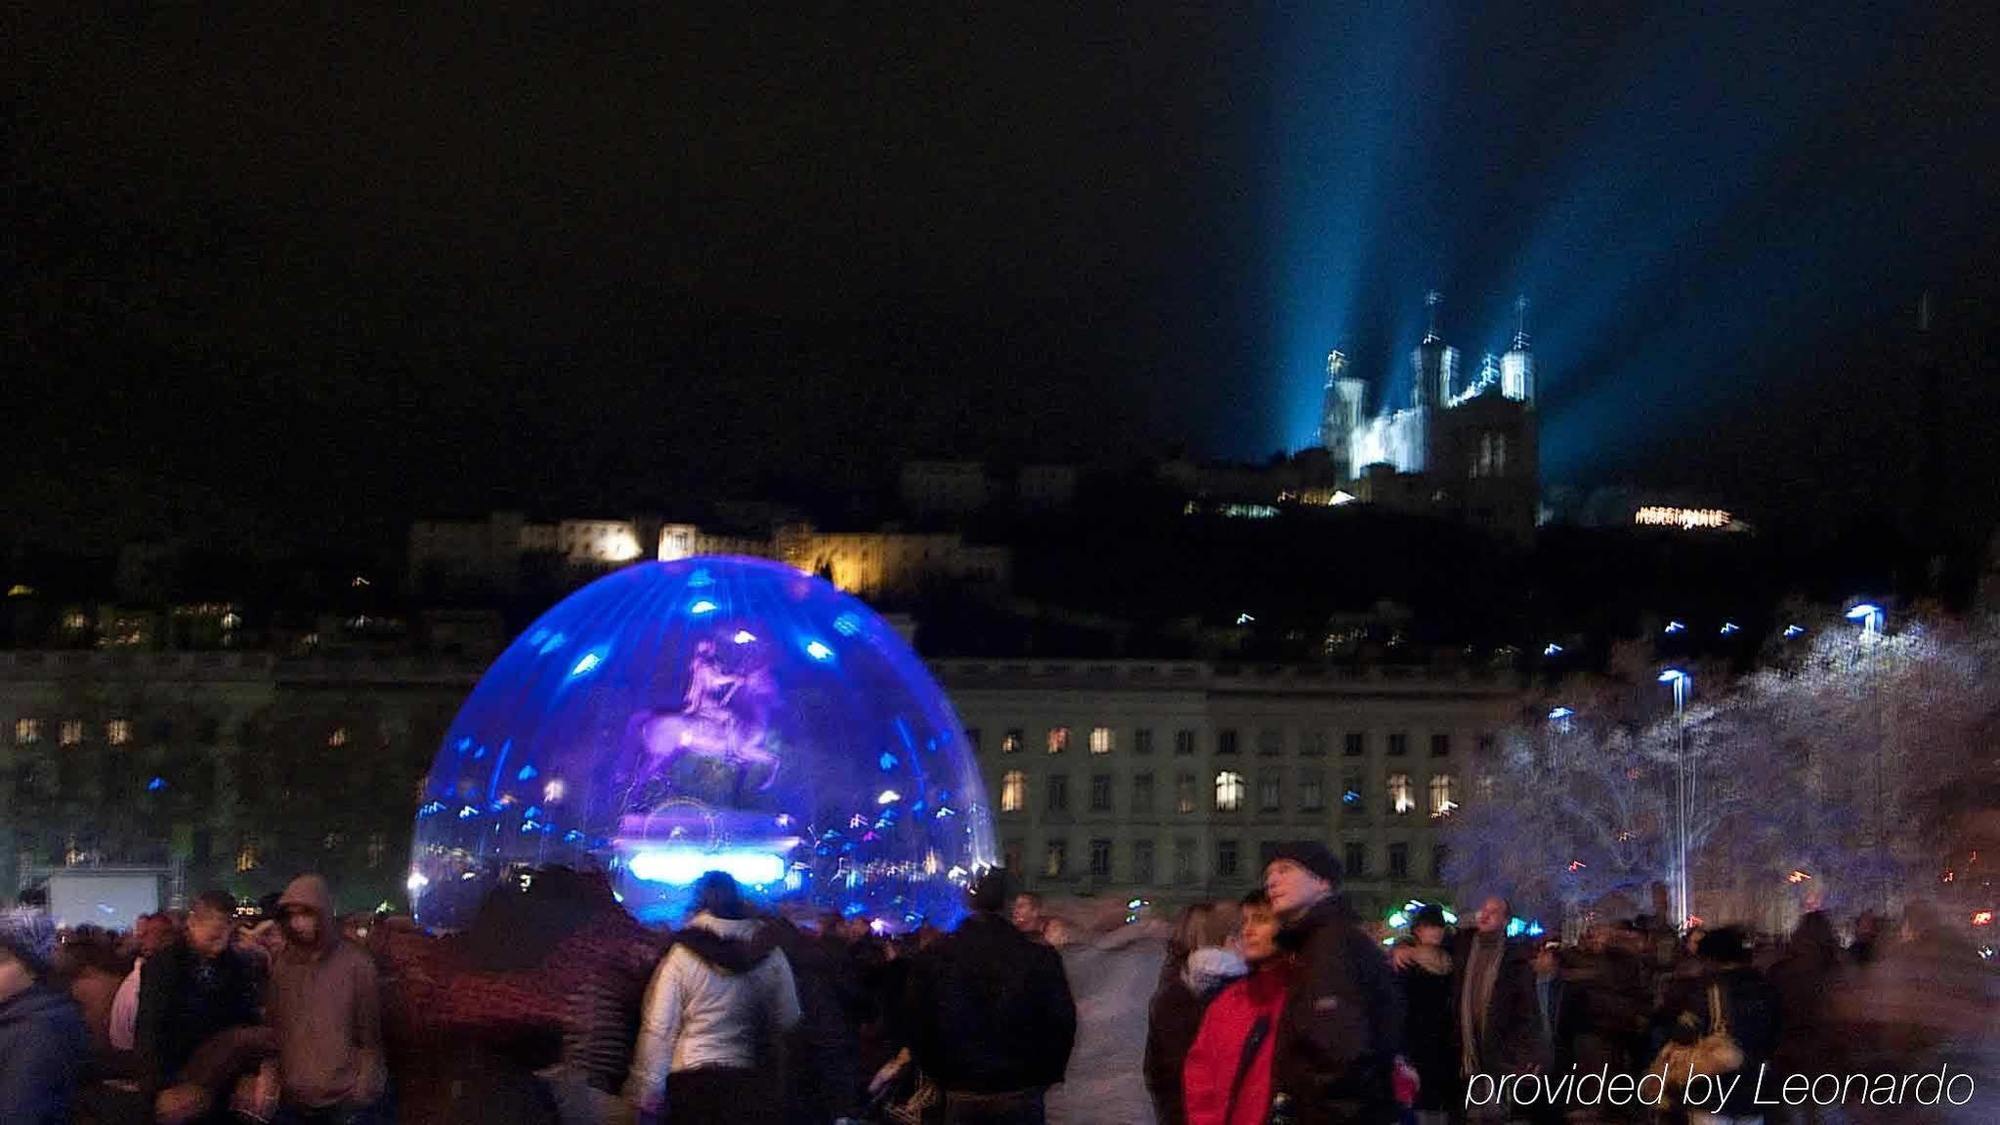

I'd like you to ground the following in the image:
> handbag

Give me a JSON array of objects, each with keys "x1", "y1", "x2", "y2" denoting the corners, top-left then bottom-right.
[{"x1": 1649, "y1": 982, "x2": 1745, "y2": 1106}]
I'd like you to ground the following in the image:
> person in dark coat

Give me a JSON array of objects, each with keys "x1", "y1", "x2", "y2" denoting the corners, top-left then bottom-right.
[
  {"x1": 904, "y1": 868, "x2": 1077, "y2": 1124},
  {"x1": 1145, "y1": 901, "x2": 1245, "y2": 1125},
  {"x1": 1450, "y1": 894, "x2": 1542, "y2": 1115},
  {"x1": 1388, "y1": 906, "x2": 1455, "y2": 1125},
  {"x1": 1768, "y1": 910, "x2": 1844, "y2": 1100},
  {"x1": 135, "y1": 889, "x2": 265, "y2": 1124},
  {"x1": 1262, "y1": 841, "x2": 1402, "y2": 1125},
  {"x1": 1656, "y1": 927, "x2": 1781, "y2": 1121},
  {"x1": 0, "y1": 908, "x2": 90, "y2": 1125}
]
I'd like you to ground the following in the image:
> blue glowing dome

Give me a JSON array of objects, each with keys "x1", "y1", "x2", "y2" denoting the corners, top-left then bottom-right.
[{"x1": 410, "y1": 558, "x2": 994, "y2": 929}]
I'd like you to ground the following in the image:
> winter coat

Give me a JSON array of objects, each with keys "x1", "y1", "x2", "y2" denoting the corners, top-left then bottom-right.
[
  {"x1": 1658, "y1": 965, "x2": 1781, "y2": 1117},
  {"x1": 1768, "y1": 912, "x2": 1843, "y2": 1078},
  {"x1": 625, "y1": 912, "x2": 801, "y2": 1107},
  {"x1": 1449, "y1": 932, "x2": 1541, "y2": 1078},
  {"x1": 1270, "y1": 899, "x2": 1402, "y2": 1125},
  {"x1": 1183, "y1": 961, "x2": 1295, "y2": 1125},
  {"x1": 1393, "y1": 947, "x2": 1456, "y2": 1112},
  {"x1": 267, "y1": 874, "x2": 383, "y2": 1108},
  {"x1": 0, "y1": 983, "x2": 89, "y2": 1125},
  {"x1": 1145, "y1": 949, "x2": 1248, "y2": 1125},
  {"x1": 134, "y1": 940, "x2": 263, "y2": 1099},
  {"x1": 903, "y1": 910, "x2": 1078, "y2": 1095}
]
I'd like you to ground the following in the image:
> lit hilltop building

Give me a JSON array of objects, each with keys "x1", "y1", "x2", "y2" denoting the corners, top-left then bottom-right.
[{"x1": 1319, "y1": 294, "x2": 1539, "y2": 541}]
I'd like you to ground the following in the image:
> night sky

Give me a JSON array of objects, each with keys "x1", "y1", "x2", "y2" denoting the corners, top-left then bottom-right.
[{"x1": 9, "y1": 5, "x2": 1996, "y2": 551}]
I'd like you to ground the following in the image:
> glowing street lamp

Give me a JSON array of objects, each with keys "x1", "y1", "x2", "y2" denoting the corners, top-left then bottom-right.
[
  {"x1": 1659, "y1": 668, "x2": 1694, "y2": 930},
  {"x1": 1845, "y1": 603, "x2": 1883, "y2": 639}
]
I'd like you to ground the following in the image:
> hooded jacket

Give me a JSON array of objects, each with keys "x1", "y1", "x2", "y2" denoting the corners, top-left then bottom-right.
[
  {"x1": 624, "y1": 911, "x2": 801, "y2": 1106},
  {"x1": 267, "y1": 874, "x2": 383, "y2": 1108},
  {"x1": 0, "y1": 982, "x2": 89, "y2": 1125},
  {"x1": 1146, "y1": 948, "x2": 1249, "y2": 1125},
  {"x1": 1183, "y1": 959, "x2": 1296, "y2": 1125}
]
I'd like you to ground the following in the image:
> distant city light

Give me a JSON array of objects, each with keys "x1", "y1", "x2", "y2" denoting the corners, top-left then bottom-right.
[{"x1": 1635, "y1": 506, "x2": 1734, "y2": 531}]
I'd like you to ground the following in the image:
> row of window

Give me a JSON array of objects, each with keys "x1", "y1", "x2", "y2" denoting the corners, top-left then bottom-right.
[
  {"x1": 996, "y1": 768, "x2": 1458, "y2": 818},
  {"x1": 11, "y1": 719, "x2": 352, "y2": 748},
  {"x1": 1012, "y1": 836, "x2": 1448, "y2": 884},
  {"x1": 972, "y1": 726, "x2": 1479, "y2": 758}
]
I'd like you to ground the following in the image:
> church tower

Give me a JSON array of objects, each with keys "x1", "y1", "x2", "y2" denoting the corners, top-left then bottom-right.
[
  {"x1": 1411, "y1": 290, "x2": 1460, "y2": 408},
  {"x1": 1501, "y1": 295, "x2": 1535, "y2": 405},
  {"x1": 1319, "y1": 349, "x2": 1368, "y2": 475}
]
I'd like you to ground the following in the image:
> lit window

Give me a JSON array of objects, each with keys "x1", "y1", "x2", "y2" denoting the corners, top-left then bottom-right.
[
  {"x1": 1215, "y1": 770, "x2": 1246, "y2": 812},
  {"x1": 1176, "y1": 773, "x2": 1197, "y2": 814},
  {"x1": 1003, "y1": 729, "x2": 1024, "y2": 754},
  {"x1": 1000, "y1": 770, "x2": 1027, "y2": 813},
  {"x1": 14, "y1": 719, "x2": 40, "y2": 745},
  {"x1": 1429, "y1": 775, "x2": 1458, "y2": 817},
  {"x1": 1388, "y1": 773, "x2": 1415, "y2": 814},
  {"x1": 328, "y1": 726, "x2": 350, "y2": 748},
  {"x1": 60, "y1": 720, "x2": 84, "y2": 747},
  {"x1": 1089, "y1": 727, "x2": 1114, "y2": 755},
  {"x1": 236, "y1": 840, "x2": 260, "y2": 872},
  {"x1": 1044, "y1": 839, "x2": 1067, "y2": 878},
  {"x1": 1047, "y1": 727, "x2": 1070, "y2": 754},
  {"x1": 106, "y1": 719, "x2": 132, "y2": 746}
]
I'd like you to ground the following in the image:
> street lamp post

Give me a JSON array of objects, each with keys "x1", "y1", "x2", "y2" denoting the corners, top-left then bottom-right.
[
  {"x1": 1659, "y1": 668, "x2": 1693, "y2": 930},
  {"x1": 1846, "y1": 603, "x2": 1888, "y2": 910}
]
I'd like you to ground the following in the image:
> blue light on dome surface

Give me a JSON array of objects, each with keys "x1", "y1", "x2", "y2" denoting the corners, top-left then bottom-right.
[{"x1": 410, "y1": 557, "x2": 995, "y2": 929}]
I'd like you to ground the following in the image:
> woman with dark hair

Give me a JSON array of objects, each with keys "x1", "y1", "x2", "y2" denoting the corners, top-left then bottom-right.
[
  {"x1": 1389, "y1": 906, "x2": 1455, "y2": 1125},
  {"x1": 623, "y1": 872, "x2": 801, "y2": 1125},
  {"x1": 1182, "y1": 891, "x2": 1295, "y2": 1125},
  {"x1": 1144, "y1": 902, "x2": 1244, "y2": 1125}
]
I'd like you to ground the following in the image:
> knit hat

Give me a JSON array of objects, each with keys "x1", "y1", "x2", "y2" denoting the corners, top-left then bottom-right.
[
  {"x1": 0, "y1": 908, "x2": 57, "y2": 976},
  {"x1": 1264, "y1": 841, "x2": 1342, "y2": 886}
]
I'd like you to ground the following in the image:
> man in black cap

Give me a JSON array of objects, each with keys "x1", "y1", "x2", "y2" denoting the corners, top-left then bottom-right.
[
  {"x1": 1262, "y1": 841, "x2": 1401, "y2": 1124},
  {"x1": 904, "y1": 868, "x2": 1076, "y2": 1123}
]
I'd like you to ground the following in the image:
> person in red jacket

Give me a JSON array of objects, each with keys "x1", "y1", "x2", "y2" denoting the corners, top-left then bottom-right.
[{"x1": 1183, "y1": 890, "x2": 1296, "y2": 1125}]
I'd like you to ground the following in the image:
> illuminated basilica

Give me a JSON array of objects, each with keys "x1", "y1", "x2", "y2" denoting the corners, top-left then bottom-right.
[{"x1": 1318, "y1": 294, "x2": 1540, "y2": 541}]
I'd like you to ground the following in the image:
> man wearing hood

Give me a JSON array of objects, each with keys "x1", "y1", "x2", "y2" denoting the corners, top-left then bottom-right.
[
  {"x1": 624, "y1": 871, "x2": 801, "y2": 1125},
  {"x1": 0, "y1": 907, "x2": 90, "y2": 1125},
  {"x1": 267, "y1": 874, "x2": 385, "y2": 1123}
]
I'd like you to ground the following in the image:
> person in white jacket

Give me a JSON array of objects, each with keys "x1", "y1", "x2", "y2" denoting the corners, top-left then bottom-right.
[{"x1": 624, "y1": 871, "x2": 801, "y2": 1124}]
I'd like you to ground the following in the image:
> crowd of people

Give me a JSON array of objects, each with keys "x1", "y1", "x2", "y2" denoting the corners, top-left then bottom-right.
[{"x1": 0, "y1": 842, "x2": 1990, "y2": 1125}]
